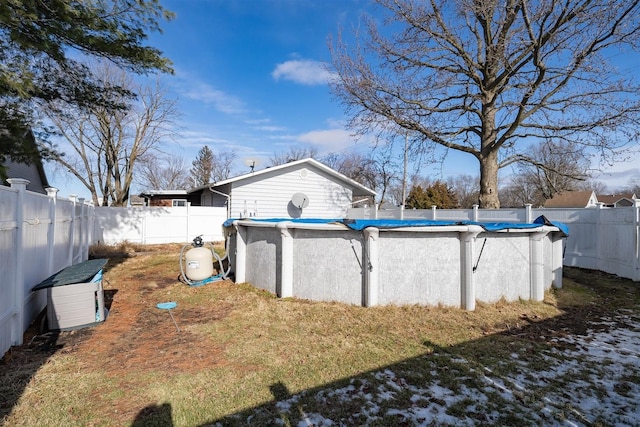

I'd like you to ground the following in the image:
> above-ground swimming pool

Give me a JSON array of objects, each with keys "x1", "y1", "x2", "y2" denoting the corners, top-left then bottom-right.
[{"x1": 223, "y1": 217, "x2": 568, "y2": 310}]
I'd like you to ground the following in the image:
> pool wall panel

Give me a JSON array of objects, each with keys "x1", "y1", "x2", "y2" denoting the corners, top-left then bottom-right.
[
  {"x1": 291, "y1": 229, "x2": 363, "y2": 305},
  {"x1": 473, "y1": 233, "x2": 531, "y2": 303},
  {"x1": 377, "y1": 233, "x2": 461, "y2": 306},
  {"x1": 244, "y1": 227, "x2": 279, "y2": 295}
]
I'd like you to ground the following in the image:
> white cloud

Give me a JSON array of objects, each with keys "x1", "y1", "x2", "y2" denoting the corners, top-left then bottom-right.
[
  {"x1": 593, "y1": 165, "x2": 640, "y2": 190},
  {"x1": 244, "y1": 118, "x2": 272, "y2": 125},
  {"x1": 257, "y1": 125, "x2": 289, "y2": 133},
  {"x1": 182, "y1": 82, "x2": 246, "y2": 115},
  {"x1": 297, "y1": 128, "x2": 359, "y2": 153},
  {"x1": 177, "y1": 130, "x2": 231, "y2": 148},
  {"x1": 590, "y1": 150, "x2": 640, "y2": 190},
  {"x1": 272, "y1": 59, "x2": 337, "y2": 85}
]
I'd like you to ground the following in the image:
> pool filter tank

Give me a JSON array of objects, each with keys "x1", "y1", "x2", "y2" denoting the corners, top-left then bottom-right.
[{"x1": 183, "y1": 235, "x2": 214, "y2": 281}]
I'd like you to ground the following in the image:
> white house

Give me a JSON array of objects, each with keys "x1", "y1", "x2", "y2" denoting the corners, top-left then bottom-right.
[{"x1": 190, "y1": 158, "x2": 377, "y2": 219}]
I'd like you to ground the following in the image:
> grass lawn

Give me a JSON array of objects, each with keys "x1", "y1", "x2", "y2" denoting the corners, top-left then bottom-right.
[{"x1": 1, "y1": 243, "x2": 639, "y2": 426}]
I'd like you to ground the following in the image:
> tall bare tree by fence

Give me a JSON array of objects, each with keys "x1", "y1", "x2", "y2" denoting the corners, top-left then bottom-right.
[
  {"x1": 330, "y1": 0, "x2": 640, "y2": 208},
  {"x1": 45, "y1": 64, "x2": 179, "y2": 206}
]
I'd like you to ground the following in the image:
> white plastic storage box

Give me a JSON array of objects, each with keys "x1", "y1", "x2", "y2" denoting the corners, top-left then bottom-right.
[{"x1": 32, "y1": 258, "x2": 108, "y2": 331}]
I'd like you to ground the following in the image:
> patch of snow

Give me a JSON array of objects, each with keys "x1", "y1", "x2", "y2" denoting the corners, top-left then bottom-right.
[{"x1": 241, "y1": 311, "x2": 640, "y2": 426}]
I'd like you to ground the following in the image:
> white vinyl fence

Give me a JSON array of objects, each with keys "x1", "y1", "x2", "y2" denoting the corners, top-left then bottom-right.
[
  {"x1": 1, "y1": 179, "x2": 94, "y2": 357},
  {"x1": 94, "y1": 205, "x2": 227, "y2": 245},
  {"x1": 349, "y1": 203, "x2": 640, "y2": 282}
]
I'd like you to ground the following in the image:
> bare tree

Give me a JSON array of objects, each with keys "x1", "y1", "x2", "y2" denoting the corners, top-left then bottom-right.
[
  {"x1": 269, "y1": 146, "x2": 318, "y2": 166},
  {"x1": 447, "y1": 175, "x2": 480, "y2": 208},
  {"x1": 514, "y1": 140, "x2": 590, "y2": 200},
  {"x1": 137, "y1": 153, "x2": 191, "y2": 191},
  {"x1": 211, "y1": 150, "x2": 237, "y2": 182},
  {"x1": 625, "y1": 178, "x2": 640, "y2": 196},
  {"x1": 46, "y1": 63, "x2": 177, "y2": 206},
  {"x1": 577, "y1": 180, "x2": 609, "y2": 195},
  {"x1": 321, "y1": 150, "x2": 399, "y2": 208},
  {"x1": 330, "y1": 0, "x2": 640, "y2": 208},
  {"x1": 500, "y1": 174, "x2": 544, "y2": 207},
  {"x1": 499, "y1": 140, "x2": 591, "y2": 206}
]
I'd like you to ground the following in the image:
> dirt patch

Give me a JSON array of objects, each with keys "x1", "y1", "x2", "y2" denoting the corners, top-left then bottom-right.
[
  {"x1": 2, "y1": 243, "x2": 231, "y2": 380},
  {"x1": 80, "y1": 292, "x2": 232, "y2": 375}
]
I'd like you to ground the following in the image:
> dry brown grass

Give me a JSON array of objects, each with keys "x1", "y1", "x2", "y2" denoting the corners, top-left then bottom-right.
[{"x1": 1, "y1": 243, "x2": 633, "y2": 426}]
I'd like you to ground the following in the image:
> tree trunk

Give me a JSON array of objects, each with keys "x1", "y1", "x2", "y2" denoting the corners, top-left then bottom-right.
[{"x1": 478, "y1": 150, "x2": 500, "y2": 208}]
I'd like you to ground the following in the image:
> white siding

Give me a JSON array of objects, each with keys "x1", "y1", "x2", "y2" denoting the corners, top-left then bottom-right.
[{"x1": 229, "y1": 164, "x2": 353, "y2": 218}]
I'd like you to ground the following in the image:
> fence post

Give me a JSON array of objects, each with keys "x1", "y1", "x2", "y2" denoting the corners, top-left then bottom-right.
[
  {"x1": 78, "y1": 198, "x2": 86, "y2": 262},
  {"x1": 431, "y1": 205, "x2": 437, "y2": 220},
  {"x1": 141, "y1": 207, "x2": 147, "y2": 244},
  {"x1": 472, "y1": 204, "x2": 479, "y2": 221},
  {"x1": 46, "y1": 187, "x2": 59, "y2": 276},
  {"x1": 68, "y1": 195, "x2": 77, "y2": 265},
  {"x1": 186, "y1": 202, "x2": 191, "y2": 243},
  {"x1": 7, "y1": 178, "x2": 29, "y2": 346},
  {"x1": 525, "y1": 204, "x2": 532, "y2": 223},
  {"x1": 596, "y1": 202, "x2": 605, "y2": 273},
  {"x1": 87, "y1": 203, "x2": 94, "y2": 248}
]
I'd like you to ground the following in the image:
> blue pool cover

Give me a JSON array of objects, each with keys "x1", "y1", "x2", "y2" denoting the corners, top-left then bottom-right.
[{"x1": 224, "y1": 216, "x2": 569, "y2": 236}]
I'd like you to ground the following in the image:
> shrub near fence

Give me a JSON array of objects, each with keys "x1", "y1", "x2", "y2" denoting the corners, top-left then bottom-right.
[{"x1": 0, "y1": 179, "x2": 94, "y2": 357}]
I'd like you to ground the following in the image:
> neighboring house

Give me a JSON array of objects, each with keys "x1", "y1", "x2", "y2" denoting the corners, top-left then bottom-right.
[
  {"x1": 1, "y1": 129, "x2": 50, "y2": 194},
  {"x1": 139, "y1": 190, "x2": 200, "y2": 207},
  {"x1": 187, "y1": 157, "x2": 377, "y2": 219},
  {"x1": 544, "y1": 190, "x2": 599, "y2": 208},
  {"x1": 597, "y1": 193, "x2": 638, "y2": 208},
  {"x1": 129, "y1": 195, "x2": 146, "y2": 207}
]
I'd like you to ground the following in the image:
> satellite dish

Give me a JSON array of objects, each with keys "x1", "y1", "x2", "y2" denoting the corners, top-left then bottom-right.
[
  {"x1": 243, "y1": 158, "x2": 261, "y2": 172},
  {"x1": 291, "y1": 193, "x2": 309, "y2": 209}
]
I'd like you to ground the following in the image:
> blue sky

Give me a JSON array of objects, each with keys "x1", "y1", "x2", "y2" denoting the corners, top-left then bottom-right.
[
  {"x1": 44, "y1": 0, "x2": 640, "y2": 200},
  {"x1": 148, "y1": 0, "x2": 362, "y2": 157},
  {"x1": 47, "y1": 0, "x2": 383, "y2": 198}
]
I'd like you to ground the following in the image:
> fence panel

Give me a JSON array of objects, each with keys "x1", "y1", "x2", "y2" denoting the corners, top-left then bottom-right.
[
  {"x1": 536, "y1": 208, "x2": 599, "y2": 271},
  {"x1": 0, "y1": 186, "x2": 19, "y2": 357},
  {"x1": 94, "y1": 206, "x2": 227, "y2": 245},
  {"x1": 0, "y1": 181, "x2": 93, "y2": 358},
  {"x1": 597, "y1": 208, "x2": 639, "y2": 280}
]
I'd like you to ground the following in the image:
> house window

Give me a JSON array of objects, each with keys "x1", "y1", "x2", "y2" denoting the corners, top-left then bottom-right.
[{"x1": 172, "y1": 199, "x2": 187, "y2": 207}]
